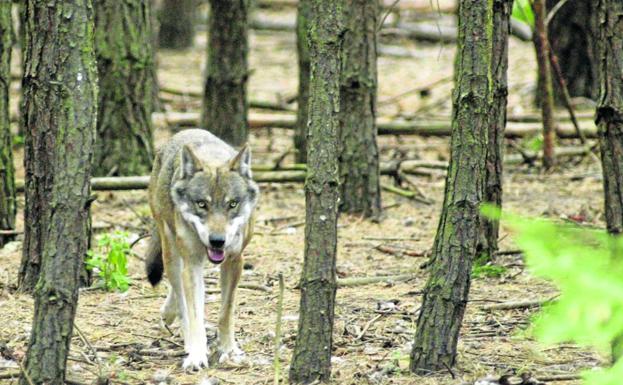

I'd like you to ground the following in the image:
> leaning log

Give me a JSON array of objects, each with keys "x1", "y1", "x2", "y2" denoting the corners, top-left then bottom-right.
[{"x1": 154, "y1": 111, "x2": 599, "y2": 139}]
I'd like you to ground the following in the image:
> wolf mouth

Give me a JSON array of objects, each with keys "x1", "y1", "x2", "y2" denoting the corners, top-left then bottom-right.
[{"x1": 207, "y1": 247, "x2": 225, "y2": 264}]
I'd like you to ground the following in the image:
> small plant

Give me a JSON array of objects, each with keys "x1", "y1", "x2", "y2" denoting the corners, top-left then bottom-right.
[
  {"x1": 86, "y1": 231, "x2": 132, "y2": 292},
  {"x1": 512, "y1": 0, "x2": 534, "y2": 28},
  {"x1": 472, "y1": 263, "x2": 507, "y2": 279},
  {"x1": 483, "y1": 206, "x2": 623, "y2": 385}
]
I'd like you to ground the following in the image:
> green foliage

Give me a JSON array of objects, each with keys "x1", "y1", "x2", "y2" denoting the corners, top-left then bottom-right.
[
  {"x1": 86, "y1": 231, "x2": 132, "y2": 292},
  {"x1": 523, "y1": 135, "x2": 544, "y2": 152},
  {"x1": 12, "y1": 134, "x2": 24, "y2": 147},
  {"x1": 482, "y1": 205, "x2": 623, "y2": 385},
  {"x1": 512, "y1": 0, "x2": 534, "y2": 29},
  {"x1": 472, "y1": 263, "x2": 507, "y2": 279}
]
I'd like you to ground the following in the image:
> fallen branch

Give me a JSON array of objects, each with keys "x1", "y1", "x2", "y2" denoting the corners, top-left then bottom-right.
[
  {"x1": 381, "y1": 183, "x2": 432, "y2": 204},
  {"x1": 482, "y1": 296, "x2": 558, "y2": 311},
  {"x1": 538, "y1": 374, "x2": 582, "y2": 382},
  {"x1": 159, "y1": 86, "x2": 294, "y2": 112},
  {"x1": 337, "y1": 273, "x2": 417, "y2": 287}
]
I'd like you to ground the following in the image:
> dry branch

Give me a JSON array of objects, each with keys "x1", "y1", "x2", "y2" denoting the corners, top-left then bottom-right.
[
  {"x1": 337, "y1": 273, "x2": 416, "y2": 287},
  {"x1": 482, "y1": 296, "x2": 558, "y2": 311}
]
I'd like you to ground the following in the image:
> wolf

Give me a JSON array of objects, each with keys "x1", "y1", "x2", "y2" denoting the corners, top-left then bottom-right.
[{"x1": 144, "y1": 129, "x2": 259, "y2": 370}]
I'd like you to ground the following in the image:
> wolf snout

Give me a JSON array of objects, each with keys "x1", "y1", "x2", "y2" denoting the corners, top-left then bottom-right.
[{"x1": 209, "y1": 234, "x2": 226, "y2": 249}]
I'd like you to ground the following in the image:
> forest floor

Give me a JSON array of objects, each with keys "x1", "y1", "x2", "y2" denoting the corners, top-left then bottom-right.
[{"x1": 0, "y1": 1, "x2": 608, "y2": 384}]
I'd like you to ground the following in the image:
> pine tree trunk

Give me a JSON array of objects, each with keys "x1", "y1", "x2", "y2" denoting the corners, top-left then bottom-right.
[
  {"x1": 409, "y1": 0, "x2": 493, "y2": 373},
  {"x1": 533, "y1": 0, "x2": 556, "y2": 169},
  {"x1": 338, "y1": 0, "x2": 381, "y2": 218},
  {"x1": 93, "y1": 0, "x2": 155, "y2": 176},
  {"x1": 482, "y1": 0, "x2": 511, "y2": 260},
  {"x1": 18, "y1": 1, "x2": 97, "y2": 383},
  {"x1": 542, "y1": 0, "x2": 597, "y2": 103},
  {"x1": 294, "y1": 0, "x2": 311, "y2": 163},
  {"x1": 202, "y1": 0, "x2": 249, "y2": 146},
  {"x1": 158, "y1": 0, "x2": 196, "y2": 49},
  {"x1": 0, "y1": 0, "x2": 15, "y2": 248},
  {"x1": 596, "y1": 0, "x2": 623, "y2": 236},
  {"x1": 289, "y1": 1, "x2": 343, "y2": 383}
]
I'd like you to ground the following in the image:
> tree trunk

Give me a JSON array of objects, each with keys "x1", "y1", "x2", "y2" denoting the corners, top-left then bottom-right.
[
  {"x1": 409, "y1": 0, "x2": 493, "y2": 373},
  {"x1": 533, "y1": 0, "x2": 556, "y2": 170},
  {"x1": 202, "y1": 0, "x2": 249, "y2": 146},
  {"x1": 596, "y1": 0, "x2": 623, "y2": 236},
  {"x1": 482, "y1": 0, "x2": 511, "y2": 260},
  {"x1": 289, "y1": 1, "x2": 343, "y2": 383},
  {"x1": 93, "y1": 0, "x2": 155, "y2": 176},
  {"x1": 543, "y1": 0, "x2": 597, "y2": 103},
  {"x1": 294, "y1": 0, "x2": 311, "y2": 163},
  {"x1": 338, "y1": 0, "x2": 381, "y2": 218},
  {"x1": 0, "y1": 1, "x2": 15, "y2": 248},
  {"x1": 158, "y1": 0, "x2": 196, "y2": 49},
  {"x1": 18, "y1": 1, "x2": 97, "y2": 384}
]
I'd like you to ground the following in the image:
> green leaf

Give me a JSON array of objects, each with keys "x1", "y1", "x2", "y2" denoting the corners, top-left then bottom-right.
[{"x1": 512, "y1": 0, "x2": 534, "y2": 29}]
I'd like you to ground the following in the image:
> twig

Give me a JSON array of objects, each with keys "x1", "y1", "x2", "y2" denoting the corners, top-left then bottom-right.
[
  {"x1": 205, "y1": 278, "x2": 271, "y2": 292},
  {"x1": 337, "y1": 273, "x2": 416, "y2": 287},
  {"x1": 19, "y1": 359, "x2": 35, "y2": 385},
  {"x1": 273, "y1": 273, "x2": 284, "y2": 385},
  {"x1": 378, "y1": 75, "x2": 451, "y2": 106},
  {"x1": 377, "y1": 0, "x2": 401, "y2": 32},
  {"x1": 381, "y1": 183, "x2": 432, "y2": 205},
  {"x1": 481, "y1": 295, "x2": 558, "y2": 311},
  {"x1": 74, "y1": 324, "x2": 103, "y2": 377},
  {"x1": 355, "y1": 314, "x2": 384, "y2": 341},
  {"x1": 545, "y1": 0, "x2": 572, "y2": 26}
]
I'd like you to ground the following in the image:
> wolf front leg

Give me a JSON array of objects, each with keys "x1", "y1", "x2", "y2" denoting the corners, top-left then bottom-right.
[
  {"x1": 216, "y1": 255, "x2": 244, "y2": 363},
  {"x1": 180, "y1": 253, "x2": 208, "y2": 370}
]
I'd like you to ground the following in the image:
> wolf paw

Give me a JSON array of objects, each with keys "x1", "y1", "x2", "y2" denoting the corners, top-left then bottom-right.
[
  {"x1": 215, "y1": 345, "x2": 245, "y2": 365},
  {"x1": 182, "y1": 348, "x2": 209, "y2": 371}
]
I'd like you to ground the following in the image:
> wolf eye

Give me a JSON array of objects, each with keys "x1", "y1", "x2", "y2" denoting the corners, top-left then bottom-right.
[
  {"x1": 196, "y1": 200, "x2": 208, "y2": 209},
  {"x1": 228, "y1": 200, "x2": 239, "y2": 209}
]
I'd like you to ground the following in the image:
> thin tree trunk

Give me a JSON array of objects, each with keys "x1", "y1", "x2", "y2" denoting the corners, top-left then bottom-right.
[
  {"x1": 289, "y1": 0, "x2": 343, "y2": 383},
  {"x1": 0, "y1": 0, "x2": 15, "y2": 248},
  {"x1": 543, "y1": 0, "x2": 597, "y2": 103},
  {"x1": 482, "y1": 0, "x2": 511, "y2": 260},
  {"x1": 596, "y1": 0, "x2": 623, "y2": 236},
  {"x1": 533, "y1": 0, "x2": 556, "y2": 169},
  {"x1": 294, "y1": 0, "x2": 311, "y2": 163},
  {"x1": 93, "y1": 0, "x2": 155, "y2": 176},
  {"x1": 158, "y1": 0, "x2": 196, "y2": 49},
  {"x1": 410, "y1": 0, "x2": 493, "y2": 373},
  {"x1": 202, "y1": 0, "x2": 249, "y2": 146},
  {"x1": 19, "y1": 0, "x2": 97, "y2": 383},
  {"x1": 338, "y1": 0, "x2": 381, "y2": 218}
]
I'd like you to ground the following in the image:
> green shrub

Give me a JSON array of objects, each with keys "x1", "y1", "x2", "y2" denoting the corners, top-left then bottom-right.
[
  {"x1": 483, "y1": 206, "x2": 623, "y2": 385},
  {"x1": 86, "y1": 231, "x2": 132, "y2": 292}
]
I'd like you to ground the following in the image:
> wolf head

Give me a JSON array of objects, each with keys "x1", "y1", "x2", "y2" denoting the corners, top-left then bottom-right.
[{"x1": 171, "y1": 144, "x2": 259, "y2": 264}]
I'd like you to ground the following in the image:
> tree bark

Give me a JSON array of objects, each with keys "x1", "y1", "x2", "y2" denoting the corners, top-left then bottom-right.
[
  {"x1": 158, "y1": 0, "x2": 196, "y2": 49},
  {"x1": 289, "y1": 0, "x2": 343, "y2": 383},
  {"x1": 338, "y1": 0, "x2": 381, "y2": 218},
  {"x1": 202, "y1": 0, "x2": 249, "y2": 146},
  {"x1": 0, "y1": 0, "x2": 15, "y2": 248},
  {"x1": 544, "y1": 0, "x2": 597, "y2": 103},
  {"x1": 93, "y1": 0, "x2": 155, "y2": 176},
  {"x1": 409, "y1": 0, "x2": 493, "y2": 373},
  {"x1": 596, "y1": 0, "x2": 623, "y2": 236},
  {"x1": 18, "y1": 1, "x2": 97, "y2": 384},
  {"x1": 294, "y1": 0, "x2": 311, "y2": 163},
  {"x1": 533, "y1": 0, "x2": 556, "y2": 169},
  {"x1": 482, "y1": 0, "x2": 511, "y2": 260}
]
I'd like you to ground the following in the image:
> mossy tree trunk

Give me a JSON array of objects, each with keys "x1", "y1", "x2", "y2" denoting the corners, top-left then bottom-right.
[
  {"x1": 18, "y1": 1, "x2": 97, "y2": 384},
  {"x1": 596, "y1": 0, "x2": 623, "y2": 236},
  {"x1": 409, "y1": 0, "x2": 494, "y2": 373},
  {"x1": 338, "y1": 0, "x2": 381, "y2": 218},
  {"x1": 202, "y1": 0, "x2": 249, "y2": 146},
  {"x1": 93, "y1": 0, "x2": 155, "y2": 176},
  {"x1": 482, "y1": 0, "x2": 511, "y2": 260},
  {"x1": 158, "y1": 0, "x2": 196, "y2": 49},
  {"x1": 294, "y1": 0, "x2": 311, "y2": 163},
  {"x1": 289, "y1": 0, "x2": 343, "y2": 383},
  {"x1": 0, "y1": 0, "x2": 15, "y2": 248},
  {"x1": 541, "y1": 0, "x2": 597, "y2": 104}
]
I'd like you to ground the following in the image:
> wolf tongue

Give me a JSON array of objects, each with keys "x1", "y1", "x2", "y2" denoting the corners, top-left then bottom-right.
[{"x1": 208, "y1": 248, "x2": 225, "y2": 263}]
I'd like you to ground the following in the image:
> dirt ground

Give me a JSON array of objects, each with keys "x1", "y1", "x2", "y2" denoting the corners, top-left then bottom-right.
[{"x1": 0, "y1": 2, "x2": 608, "y2": 384}]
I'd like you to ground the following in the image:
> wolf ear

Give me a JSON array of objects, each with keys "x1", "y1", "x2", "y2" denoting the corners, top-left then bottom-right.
[
  {"x1": 229, "y1": 144, "x2": 252, "y2": 179},
  {"x1": 180, "y1": 145, "x2": 203, "y2": 179}
]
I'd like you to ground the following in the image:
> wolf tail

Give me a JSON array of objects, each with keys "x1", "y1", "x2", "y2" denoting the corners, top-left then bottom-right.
[{"x1": 145, "y1": 227, "x2": 163, "y2": 286}]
